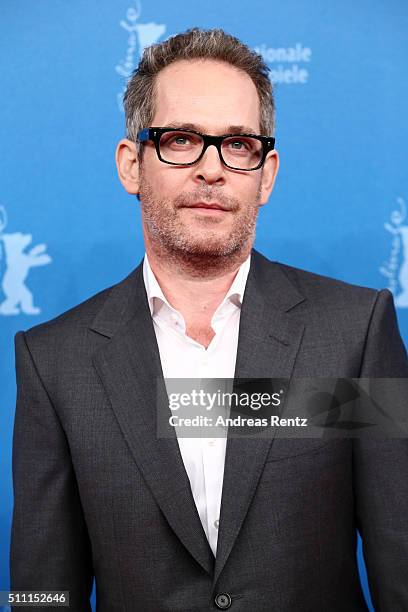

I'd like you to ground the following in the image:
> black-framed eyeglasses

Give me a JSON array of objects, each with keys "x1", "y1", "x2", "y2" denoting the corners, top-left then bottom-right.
[{"x1": 137, "y1": 127, "x2": 275, "y2": 171}]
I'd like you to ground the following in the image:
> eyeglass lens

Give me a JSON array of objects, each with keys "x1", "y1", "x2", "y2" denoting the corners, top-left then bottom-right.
[{"x1": 159, "y1": 131, "x2": 263, "y2": 170}]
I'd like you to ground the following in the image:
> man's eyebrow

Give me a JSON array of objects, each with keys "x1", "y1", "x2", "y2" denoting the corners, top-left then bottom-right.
[
  {"x1": 226, "y1": 125, "x2": 258, "y2": 135},
  {"x1": 163, "y1": 122, "x2": 258, "y2": 135}
]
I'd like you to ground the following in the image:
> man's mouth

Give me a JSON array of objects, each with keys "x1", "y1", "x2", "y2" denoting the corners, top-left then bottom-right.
[{"x1": 184, "y1": 202, "x2": 229, "y2": 212}]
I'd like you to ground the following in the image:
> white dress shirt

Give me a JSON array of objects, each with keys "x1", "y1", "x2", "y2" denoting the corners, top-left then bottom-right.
[{"x1": 143, "y1": 254, "x2": 250, "y2": 556}]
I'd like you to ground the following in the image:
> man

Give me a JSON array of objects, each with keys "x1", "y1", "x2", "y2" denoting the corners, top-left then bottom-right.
[{"x1": 11, "y1": 28, "x2": 408, "y2": 611}]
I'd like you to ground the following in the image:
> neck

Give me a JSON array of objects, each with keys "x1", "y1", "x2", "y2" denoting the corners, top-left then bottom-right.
[{"x1": 145, "y1": 240, "x2": 251, "y2": 336}]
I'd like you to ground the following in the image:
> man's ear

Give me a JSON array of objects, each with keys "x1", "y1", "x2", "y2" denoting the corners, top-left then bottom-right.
[
  {"x1": 115, "y1": 138, "x2": 140, "y2": 195},
  {"x1": 259, "y1": 150, "x2": 279, "y2": 205}
]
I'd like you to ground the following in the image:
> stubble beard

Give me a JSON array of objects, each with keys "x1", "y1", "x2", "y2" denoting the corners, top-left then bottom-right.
[{"x1": 139, "y1": 172, "x2": 262, "y2": 275}]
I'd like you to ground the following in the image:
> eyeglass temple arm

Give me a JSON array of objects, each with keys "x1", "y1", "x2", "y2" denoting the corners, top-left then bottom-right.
[{"x1": 136, "y1": 128, "x2": 151, "y2": 142}]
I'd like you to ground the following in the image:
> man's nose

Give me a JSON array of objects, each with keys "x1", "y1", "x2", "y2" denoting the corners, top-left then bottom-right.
[{"x1": 193, "y1": 144, "x2": 225, "y2": 186}]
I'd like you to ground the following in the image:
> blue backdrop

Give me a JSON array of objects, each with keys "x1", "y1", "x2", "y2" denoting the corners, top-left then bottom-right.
[{"x1": 1, "y1": 2, "x2": 408, "y2": 610}]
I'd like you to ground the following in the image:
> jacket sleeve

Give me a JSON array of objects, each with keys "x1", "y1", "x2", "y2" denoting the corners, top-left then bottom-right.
[
  {"x1": 354, "y1": 289, "x2": 408, "y2": 611},
  {"x1": 10, "y1": 331, "x2": 94, "y2": 612}
]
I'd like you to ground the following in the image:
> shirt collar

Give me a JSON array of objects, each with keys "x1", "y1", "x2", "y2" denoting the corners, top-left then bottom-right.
[{"x1": 143, "y1": 253, "x2": 251, "y2": 317}]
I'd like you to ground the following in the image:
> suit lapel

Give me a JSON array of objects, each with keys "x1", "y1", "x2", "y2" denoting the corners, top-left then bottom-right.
[
  {"x1": 90, "y1": 263, "x2": 214, "y2": 575},
  {"x1": 213, "y1": 250, "x2": 306, "y2": 585}
]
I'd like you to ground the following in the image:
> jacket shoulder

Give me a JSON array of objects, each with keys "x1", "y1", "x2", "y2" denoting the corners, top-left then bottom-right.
[
  {"x1": 278, "y1": 261, "x2": 379, "y2": 303},
  {"x1": 253, "y1": 250, "x2": 381, "y2": 305},
  {"x1": 19, "y1": 265, "x2": 142, "y2": 351}
]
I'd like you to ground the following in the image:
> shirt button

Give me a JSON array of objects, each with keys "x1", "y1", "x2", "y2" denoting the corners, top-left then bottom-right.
[
  {"x1": 214, "y1": 519, "x2": 219, "y2": 529},
  {"x1": 208, "y1": 439, "x2": 216, "y2": 447},
  {"x1": 214, "y1": 593, "x2": 232, "y2": 609}
]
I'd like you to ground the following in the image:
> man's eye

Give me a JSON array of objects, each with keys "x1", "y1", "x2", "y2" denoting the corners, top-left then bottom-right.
[
  {"x1": 230, "y1": 140, "x2": 246, "y2": 149},
  {"x1": 167, "y1": 134, "x2": 194, "y2": 146},
  {"x1": 225, "y1": 138, "x2": 253, "y2": 152},
  {"x1": 161, "y1": 132, "x2": 191, "y2": 146},
  {"x1": 174, "y1": 136, "x2": 188, "y2": 145}
]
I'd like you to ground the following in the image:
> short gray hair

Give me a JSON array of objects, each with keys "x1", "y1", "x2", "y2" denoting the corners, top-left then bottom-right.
[{"x1": 123, "y1": 28, "x2": 275, "y2": 147}]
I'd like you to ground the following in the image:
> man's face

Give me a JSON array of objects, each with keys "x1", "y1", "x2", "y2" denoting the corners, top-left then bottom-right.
[{"x1": 120, "y1": 59, "x2": 279, "y2": 260}]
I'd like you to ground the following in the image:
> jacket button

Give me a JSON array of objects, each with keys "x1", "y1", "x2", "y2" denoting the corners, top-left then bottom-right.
[{"x1": 214, "y1": 593, "x2": 232, "y2": 609}]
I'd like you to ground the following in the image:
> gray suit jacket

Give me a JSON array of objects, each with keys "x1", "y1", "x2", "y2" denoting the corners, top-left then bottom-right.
[{"x1": 11, "y1": 250, "x2": 408, "y2": 611}]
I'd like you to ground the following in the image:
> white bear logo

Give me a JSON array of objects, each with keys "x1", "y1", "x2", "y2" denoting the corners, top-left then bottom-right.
[
  {"x1": 0, "y1": 208, "x2": 52, "y2": 315},
  {"x1": 381, "y1": 197, "x2": 408, "y2": 308},
  {"x1": 388, "y1": 223, "x2": 408, "y2": 307}
]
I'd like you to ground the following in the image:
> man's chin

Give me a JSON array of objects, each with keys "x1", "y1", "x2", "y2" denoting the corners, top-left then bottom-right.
[{"x1": 166, "y1": 237, "x2": 244, "y2": 259}]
